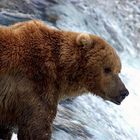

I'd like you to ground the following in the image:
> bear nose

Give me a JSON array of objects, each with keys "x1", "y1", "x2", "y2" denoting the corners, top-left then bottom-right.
[{"x1": 120, "y1": 89, "x2": 129, "y2": 97}]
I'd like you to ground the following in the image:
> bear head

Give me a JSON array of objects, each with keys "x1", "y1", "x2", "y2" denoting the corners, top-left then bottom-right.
[{"x1": 76, "y1": 33, "x2": 129, "y2": 105}]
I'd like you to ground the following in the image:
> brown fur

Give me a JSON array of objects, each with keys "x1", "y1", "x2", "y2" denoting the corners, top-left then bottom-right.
[{"x1": 0, "y1": 20, "x2": 129, "y2": 140}]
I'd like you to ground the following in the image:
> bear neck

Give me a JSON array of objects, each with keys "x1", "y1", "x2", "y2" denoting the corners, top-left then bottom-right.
[
  {"x1": 39, "y1": 25, "x2": 89, "y2": 99},
  {"x1": 55, "y1": 31, "x2": 88, "y2": 99}
]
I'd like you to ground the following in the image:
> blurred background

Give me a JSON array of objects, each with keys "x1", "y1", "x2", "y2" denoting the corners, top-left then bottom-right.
[{"x1": 0, "y1": 0, "x2": 140, "y2": 140}]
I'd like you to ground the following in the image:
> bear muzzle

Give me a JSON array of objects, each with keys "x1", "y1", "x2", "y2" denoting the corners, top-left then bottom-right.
[{"x1": 112, "y1": 89, "x2": 129, "y2": 105}]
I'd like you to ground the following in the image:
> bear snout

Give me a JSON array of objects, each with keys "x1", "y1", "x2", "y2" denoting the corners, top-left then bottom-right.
[
  {"x1": 110, "y1": 89, "x2": 129, "y2": 105},
  {"x1": 119, "y1": 89, "x2": 129, "y2": 98},
  {"x1": 113, "y1": 89, "x2": 129, "y2": 105}
]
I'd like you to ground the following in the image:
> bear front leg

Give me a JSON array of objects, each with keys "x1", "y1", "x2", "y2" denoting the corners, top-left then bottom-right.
[
  {"x1": 17, "y1": 97, "x2": 57, "y2": 140},
  {"x1": 0, "y1": 125, "x2": 12, "y2": 140}
]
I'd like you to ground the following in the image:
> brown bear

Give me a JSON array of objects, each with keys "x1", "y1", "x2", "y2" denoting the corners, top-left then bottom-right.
[{"x1": 0, "y1": 20, "x2": 129, "y2": 140}]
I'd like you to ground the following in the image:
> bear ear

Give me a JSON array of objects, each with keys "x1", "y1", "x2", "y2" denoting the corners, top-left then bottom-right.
[{"x1": 76, "y1": 33, "x2": 92, "y2": 47}]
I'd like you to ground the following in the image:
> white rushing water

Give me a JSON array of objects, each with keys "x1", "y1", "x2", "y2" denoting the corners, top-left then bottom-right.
[{"x1": 0, "y1": 0, "x2": 139, "y2": 140}]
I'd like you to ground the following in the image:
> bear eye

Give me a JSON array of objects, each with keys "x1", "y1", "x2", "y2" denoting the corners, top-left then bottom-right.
[{"x1": 104, "y1": 67, "x2": 112, "y2": 74}]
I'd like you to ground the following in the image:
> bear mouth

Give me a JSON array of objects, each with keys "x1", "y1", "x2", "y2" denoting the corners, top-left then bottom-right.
[
  {"x1": 110, "y1": 95, "x2": 126, "y2": 105},
  {"x1": 111, "y1": 99, "x2": 121, "y2": 105}
]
